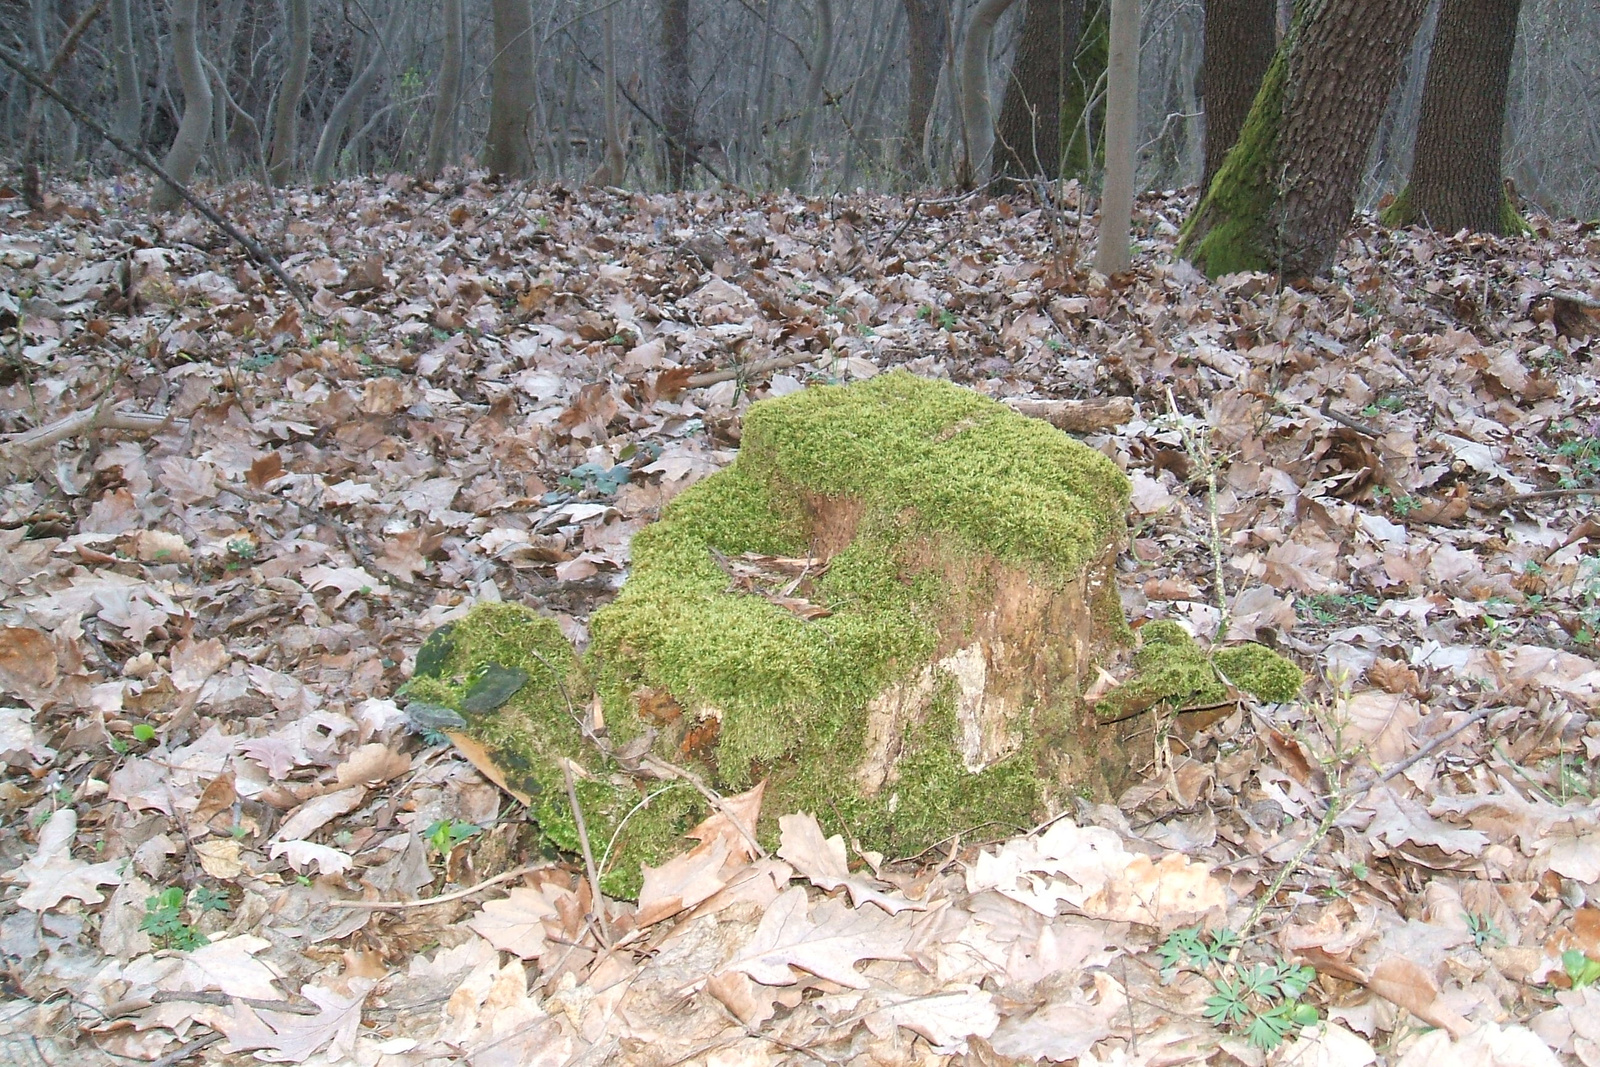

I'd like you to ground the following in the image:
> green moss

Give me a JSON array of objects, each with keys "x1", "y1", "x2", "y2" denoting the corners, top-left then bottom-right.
[
  {"x1": 1096, "y1": 621, "x2": 1303, "y2": 718},
  {"x1": 1213, "y1": 643, "x2": 1304, "y2": 703},
  {"x1": 590, "y1": 372, "x2": 1131, "y2": 856},
  {"x1": 1178, "y1": 42, "x2": 1289, "y2": 277},
  {"x1": 737, "y1": 372, "x2": 1129, "y2": 575},
  {"x1": 1381, "y1": 184, "x2": 1531, "y2": 238},
  {"x1": 404, "y1": 603, "x2": 698, "y2": 898}
]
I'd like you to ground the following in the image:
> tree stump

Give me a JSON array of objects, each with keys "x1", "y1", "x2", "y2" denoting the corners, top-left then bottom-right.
[{"x1": 406, "y1": 373, "x2": 1298, "y2": 894}]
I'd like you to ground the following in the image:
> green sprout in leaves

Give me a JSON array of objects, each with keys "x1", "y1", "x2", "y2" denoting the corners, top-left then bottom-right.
[
  {"x1": 132, "y1": 723, "x2": 156, "y2": 744},
  {"x1": 140, "y1": 887, "x2": 209, "y2": 950},
  {"x1": 1465, "y1": 911, "x2": 1504, "y2": 950},
  {"x1": 425, "y1": 819, "x2": 481, "y2": 860},
  {"x1": 1161, "y1": 926, "x2": 1318, "y2": 1051},
  {"x1": 1564, "y1": 950, "x2": 1600, "y2": 989}
]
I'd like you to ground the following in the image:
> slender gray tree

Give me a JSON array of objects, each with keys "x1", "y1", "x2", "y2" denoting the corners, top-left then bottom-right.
[
  {"x1": 268, "y1": 0, "x2": 310, "y2": 185},
  {"x1": 153, "y1": 0, "x2": 213, "y2": 210}
]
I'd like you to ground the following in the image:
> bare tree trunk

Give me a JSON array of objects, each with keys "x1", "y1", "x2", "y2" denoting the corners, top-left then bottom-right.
[
  {"x1": 957, "y1": 0, "x2": 1020, "y2": 188},
  {"x1": 486, "y1": 0, "x2": 537, "y2": 177},
  {"x1": 424, "y1": 0, "x2": 465, "y2": 177},
  {"x1": 267, "y1": 0, "x2": 310, "y2": 185},
  {"x1": 593, "y1": 3, "x2": 627, "y2": 185},
  {"x1": 1383, "y1": 0, "x2": 1525, "y2": 235},
  {"x1": 900, "y1": 0, "x2": 947, "y2": 180},
  {"x1": 1179, "y1": 0, "x2": 1430, "y2": 279},
  {"x1": 1093, "y1": 0, "x2": 1136, "y2": 273},
  {"x1": 311, "y1": 4, "x2": 403, "y2": 184},
  {"x1": 993, "y1": 0, "x2": 1087, "y2": 190},
  {"x1": 207, "y1": 1, "x2": 243, "y2": 182},
  {"x1": 1199, "y1": 0, "x2": 1274, "y2": 196},
  {"x1": 783, "y1": 0, "x2": 834, "y2": 189},
  {"x1": 110, "y1": 0, "x2": 141, "y2": 144},
  {"x1": 153, "y1": 0, "x2": 212, "y2": 210},
  {"x1": 659, "y1": 0, "x2": 693, "y2": 187}
]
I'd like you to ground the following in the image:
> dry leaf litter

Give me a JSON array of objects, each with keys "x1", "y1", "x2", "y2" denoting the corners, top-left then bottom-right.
[{"x1": 2, "y1": 175, "x2": 1600, "y2": 1067}]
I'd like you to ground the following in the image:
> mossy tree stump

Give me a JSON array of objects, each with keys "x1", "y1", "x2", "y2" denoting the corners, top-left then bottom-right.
[{"x1": 406, "y1": 373, "x2": 1299, "y2": 895}]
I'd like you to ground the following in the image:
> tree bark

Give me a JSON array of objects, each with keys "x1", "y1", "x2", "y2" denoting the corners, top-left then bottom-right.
[
  {"x1": 1178, "y1": 0, "x2": 1430, "y2": 280},
  {"x1": 957, "y1": 0, "x2": 1021, "y2": 188},
  {"x1": 783, "y1": 0, "x2": 833, "y2": 189},
  {"x1": 311, "y1": 4, "x2": 402, "y2": 184},
  {"x1": 153, "y1": 0, "x2": 212, "y2": 210},
  {"x1": 1383, "y1": 0, "x2": 1525, "y2": 235},
  {"x1": 1093, "y1": 0, "x2": 1137, "y2": 274},
  {"x1": 659, "y1": 0, "x2": 693, "y2": 187},
  {"x1": 993, "y1": 0, "x2": 1086, "y2": 190},
  {"x1": 486, "y1": 0, "x2": 537, "y2": 177},
  {"x1": 900, "y1": 0, "x2": 948, "y2": 180},
  {"x1": 594, "y1": 3, "x2": 627, "y2": 185},
  {"x1": 110, "y1": 0, "x2": 141, "y2": 144},
  {"x1": 424, "y1": 0, "x2": 465, "y2": 177},
  {"x1": 1199, "y1": 0, "x2": 1274, "y2": 197},
  {"x1": 267, "y1": 0, "x2": 309, "y2": 185}
]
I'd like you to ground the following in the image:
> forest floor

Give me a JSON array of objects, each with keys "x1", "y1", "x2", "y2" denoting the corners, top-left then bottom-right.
[{"x1": 2, "y1": 174, "x2": 1600, "y2": 1067}]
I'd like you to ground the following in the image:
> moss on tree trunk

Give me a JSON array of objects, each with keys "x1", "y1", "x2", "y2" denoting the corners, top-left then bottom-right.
[{"x1": 1179, "y1": 0, "x2": 1431, "y2": 280}]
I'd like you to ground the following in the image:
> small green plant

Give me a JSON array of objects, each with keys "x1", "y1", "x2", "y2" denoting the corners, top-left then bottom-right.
[
  {"x1": 1388, "y1": 493, "x2": 1423, "y2": 517},
  {"x1": 425, "y1": 819, "x2": 480, "y2": 860},
  {"x1": 140, "y1": 887, "x2": 210, "y2": 950},
  {"x1": 916, "y1": 305, "x2": 957, "y2": 330},
  {"x1": 1297, "y1": 593, "x2": 1379, "y2": 625},
  {"x1": 1563, "y1": 949, "x2": 1600, "y2": 989},
  {"x1": 132, "y1": 723, "x2": 156, "y2": 744},
  {"x1": 1360, "y1": 394, "x2": 1406, "y2": 417},
  {"x1": 1159, "y1": 926, "x2": 1318, "y2": 1050},
  {"x1": 225, "y1": 538, "x2": 258, "y2": 571},
  {"x1": 559, "y1": 462, "x2": 632, "y2": 497},
  {"x1": 1465, "y1": 911, "x2": 1504, "y2": 949}
]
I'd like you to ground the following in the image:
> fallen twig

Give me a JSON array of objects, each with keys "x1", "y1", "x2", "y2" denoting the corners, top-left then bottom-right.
[
  {"x1": 329, "y1": 861, "x2": 554, "y2": 910},
  {"x1": 875, "y1": 198, "x2": 921, "y2": 260},
  {"x1": 686, "y1": 351, "x2": 820, "y2": 389},
  {"x1": 565, "y1": 761, "x2": 613, "y2": 948},
  {"x1": 0, "y1": 403, "x2": 186, "y2": 476},
  {"x1": 0, "y1": 43, "x2": 313, "y2": 313},
  {"x1": 1002, "y1": 395, "x2": 1134, "y2": 433}
]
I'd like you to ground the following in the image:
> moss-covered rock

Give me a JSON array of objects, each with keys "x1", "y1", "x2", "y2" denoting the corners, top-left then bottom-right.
[
  {"x1": 414, "y1": 374, "x2": 1302, "y2": 894},
  {"x1": 1095, "y1": 619, "x2": 1303, "y2": 720},
  {"x1": 404, "y1": 603, "x2": 699, "y2": 897},
  {"x1": 589, "y1": 371, "x2": 1136, "y2": 859}
]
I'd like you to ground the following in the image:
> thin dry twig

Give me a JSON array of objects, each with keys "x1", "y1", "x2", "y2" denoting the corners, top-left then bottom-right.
[
  {"x1": 329, "y1": 861, "x2": 554, "y2": 910},
  {"x1": 564, "y1": 760, "x2": 612, "y2": 948}
]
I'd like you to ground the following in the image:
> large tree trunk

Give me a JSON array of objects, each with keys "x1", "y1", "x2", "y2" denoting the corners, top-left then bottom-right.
[
  {"x1": 993, "y1": 0, "x2": 1087, "y2": 191},
  {"x1": 659, "y1": 0, "x2": 693, "y2": 187},
  {"x1": 1199, "y1": 0, "x2": 1274, "y2": 197},
  {"x1": 310, "y1": 4, "x2": 402, "y2": 184},
  {"x1": 485, "y1": 0, "x2": 537, "y2": 177},
  {"x1": 110, "y1": 0, "x2": 141, "y2": 145},
  {"x1": 1093, "y1": 0, "x2": 1137, "y2": 273},
  {"x1": 267, "y1": 0, "x2": 310, "y2": 186},
  {"x1": 900, "y1": 0, "x2": 947, "y2": 180},
  {"x1": 1382, "y1": 0, "x2": 1525, "y2": 235},
  {"x1": 1178, "y1": 0, "x2": 1430, "y2": 280},
  {"x1": 153, "y1": 0, "x2": 213, "y2": 210},
  {"x1": 424, "y1": 0, "x2": 465, "y2": 177},
  {"x1": 957, "y1": 0, "x2": 1021, "y2": 188},
  {"x1": 782, "y1": 0, "x2": 833, "y2": 189}
]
